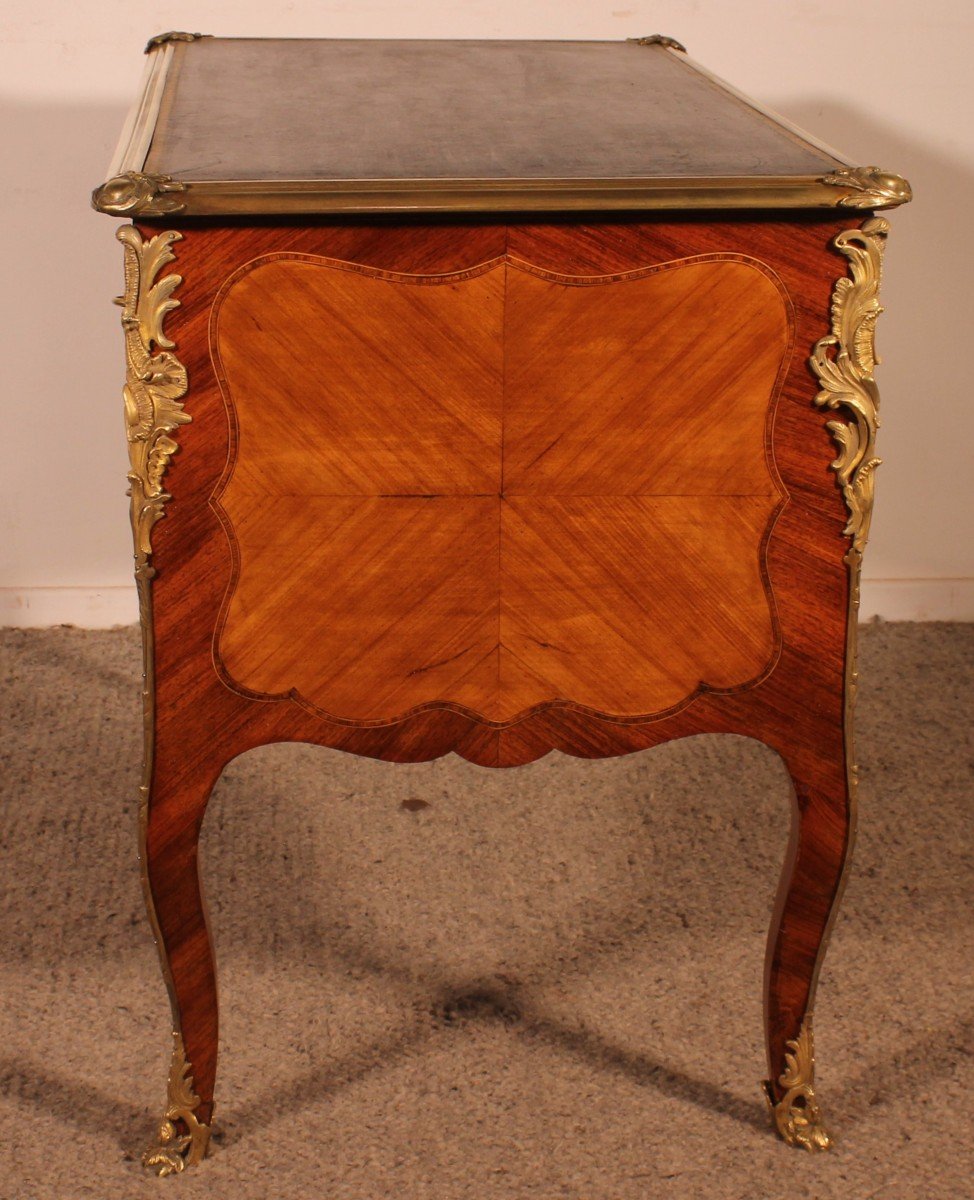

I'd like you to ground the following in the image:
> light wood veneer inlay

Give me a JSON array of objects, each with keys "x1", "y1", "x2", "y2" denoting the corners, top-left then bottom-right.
[{"x1": 212, "y1": 253, "x2": 792, "y2": 724}]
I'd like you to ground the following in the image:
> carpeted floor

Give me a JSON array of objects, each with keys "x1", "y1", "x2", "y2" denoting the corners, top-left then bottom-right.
[{"x1": 1, "y1": 622, "x2": 972, "y2": 1199}]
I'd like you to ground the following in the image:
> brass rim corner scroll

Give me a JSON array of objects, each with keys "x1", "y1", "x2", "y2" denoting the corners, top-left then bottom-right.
[
  {"x1": 93, "y1": 172, "x2": 186, "y2": 217},
  {"x1": 142, "y1": 1032, "x2": 211, "y2": 1176},
  {"x1": 115, "y1": 226, "x2": 205, "y2": 1171},
  {"x1": 628, "y1": 34, "x2": 688, "y2": 52},
  {"x1": 767, "y1": 1017, "x2": 832, "y2": 1152},
  {"x1": 145, "y1": 30, "x2": 211, "y2": 53},
  {"x1": 824, "y1": 167, "x2": 912, "y2": 211}
]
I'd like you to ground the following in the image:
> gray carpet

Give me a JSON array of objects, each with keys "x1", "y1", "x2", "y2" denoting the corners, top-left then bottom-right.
[{"x1": 1, "y1": 622, "x2": 972, "y2": 1199}]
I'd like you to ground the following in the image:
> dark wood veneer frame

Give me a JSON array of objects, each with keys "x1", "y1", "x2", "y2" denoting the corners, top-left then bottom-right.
[{"x1": 137, "y1": 213, "x2": 859, "y2": 1146}]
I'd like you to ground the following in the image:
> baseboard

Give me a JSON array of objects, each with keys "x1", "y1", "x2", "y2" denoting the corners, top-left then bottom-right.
[
  {"x1": 2, "y1": 578, "x2": 973, "y2": 629},
  {"x1": 0, "y1": 586, "x2": 138, "y2": 629},
  {"x1": 859, "y1": 578, "x2": 974, "y2": 621}
]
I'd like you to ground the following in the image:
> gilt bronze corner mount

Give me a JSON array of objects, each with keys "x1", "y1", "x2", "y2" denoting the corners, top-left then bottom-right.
[
  {"x1": 145, "y1": 31, "x2": 211, "y2": 54},
  {"x1": 811, "y1": 216, "x2": 889, "y2": 556},
  {"x1": 628, "y1": 35, "x2": 688, "y2": 52},
  {"x1": 823, "y1": 166, "x2": 912, "y2": 211},
  {"x1": 92, "y1": 171, "x2": 186, "y2": 217},
  {"x1": 115, "y1": 223, "x2": 191, "y2": 580}
]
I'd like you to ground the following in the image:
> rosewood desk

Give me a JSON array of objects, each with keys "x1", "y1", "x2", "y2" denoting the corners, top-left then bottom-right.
[{"x1": 92, "y1": 33, "x2": 911, "y2": 1174}]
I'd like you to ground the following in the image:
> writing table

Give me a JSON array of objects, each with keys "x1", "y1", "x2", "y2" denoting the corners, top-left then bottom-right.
[{"x1": 92, "y1": 33, "x2": 911, "y2": 1173}]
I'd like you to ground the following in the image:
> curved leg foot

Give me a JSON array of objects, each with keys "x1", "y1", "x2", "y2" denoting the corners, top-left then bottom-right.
[
  {"x1": 143, "y1": 1031, "x2": 212, "y2": 1175},
  {"x1": 139, "y1": 747, "x2": 223, "y2": 1175},
  {"x1": 763, "y1": 728, "x2": 854, "y2": 1152},
  {"x1": 765, "y1": 1016, "x2": 831, "y2": 1151}
]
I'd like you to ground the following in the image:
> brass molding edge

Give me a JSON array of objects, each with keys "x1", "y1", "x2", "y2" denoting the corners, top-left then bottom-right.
[
  {"x1": 823, "y1": 166, "x2": 912, "y2": 210},
  {"x1": 628, "y1": 34, "x2": 688, "y2": 52},
  {"x1": 105, "y1": 43, "x2": 174, "y2": 180},
  {"x1": 92, "y1": 171, "x2": 186, "y2": 217},
  {"x1": 765, "y1": 1017, "x2": 831, "y2": 1151},
  {"x1": 143, "y1": 1031, "x2": 212, "y2": 1175},
  {"x1": 145, "y1": 30, "x2": 211, "y2": 53},
  {"x1": 120, "y1": 174, "x2": 855, "y2": 217},
  {"x1": 810, "y1": 217, "x2": 889, "y2": 556}
]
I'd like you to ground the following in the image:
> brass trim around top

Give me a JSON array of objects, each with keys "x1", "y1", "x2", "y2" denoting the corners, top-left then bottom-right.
[
  {"x1": 628, "y1": 35, "x2": 688, "y2": 52},
  {"x1": 145, "y1": 31, "x2": 211, "y2": 53},
  {"x1": 105, "y1": 43, "x2": 176, "y2": 181},
  {"x1": 92, "y1": 36, "x2": 911, "y2": 218},
  {"x1": 823, "y1": 166, "x2": 912, "y2": 210},
  {"x1": 766, "y1": 1017, "x2": 831, "y2": 1151},
  {"x1": 91, "y1": 172, "x2": 885, "y2": 217}
]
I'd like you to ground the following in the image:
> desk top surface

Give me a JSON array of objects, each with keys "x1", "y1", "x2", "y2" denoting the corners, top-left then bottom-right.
[{"x1": 93, "y1": 35, "x2": 911, "y2": 217}]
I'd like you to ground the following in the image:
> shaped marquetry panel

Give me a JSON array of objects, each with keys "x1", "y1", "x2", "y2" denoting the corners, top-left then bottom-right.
[
  {"x1": 211, "y1": 253, "x2": 792, "y2": 725},
  {"x1": 503, "y1": 258, "x2": 788, "y2": 495}
]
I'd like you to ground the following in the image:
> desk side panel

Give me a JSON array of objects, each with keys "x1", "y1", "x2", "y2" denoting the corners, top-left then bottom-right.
[
  {"x1": 210, "y1": 251, "x2": 789, "y2": 724},
  {"x1": 142, "y1": 214, "x2": 855, "y2": 771}
]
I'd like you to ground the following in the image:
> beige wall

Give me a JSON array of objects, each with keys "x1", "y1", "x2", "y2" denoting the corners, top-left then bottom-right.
[{"x1": 2, "y1": 1, "x2": 971, "y2": 626}]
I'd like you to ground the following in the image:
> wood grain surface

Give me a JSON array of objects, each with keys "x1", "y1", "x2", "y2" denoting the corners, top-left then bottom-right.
[
  {"x1": 212, "y1": 253, "x2": 789, "y2": 723},
  {"x1": 134, "y1": 214, "x2": 863, "y2": 1143}
]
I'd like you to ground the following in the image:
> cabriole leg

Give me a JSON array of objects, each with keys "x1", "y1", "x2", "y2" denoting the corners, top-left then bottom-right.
[
  {"x1": 760, "y1": 213, "x2": 888, "y2": 1149},
  {"x1": 763, "y1": 723, "x2": 855, "y2": 1151},
  {"x1": 140, "y1": 743, "x2": 222, "y2": 1175}
]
